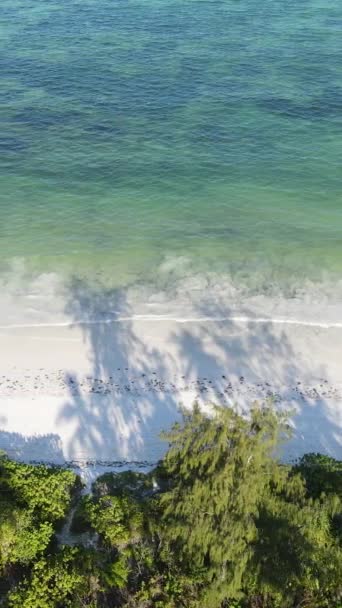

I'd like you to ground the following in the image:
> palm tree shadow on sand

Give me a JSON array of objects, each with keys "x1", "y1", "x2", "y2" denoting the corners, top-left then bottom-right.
[
  {"x1": 55, "y1": 277, "x2": 342, "y2": 474},
  {"x1": 57, "y1": 278, "x2": 180, "y2": 468}
]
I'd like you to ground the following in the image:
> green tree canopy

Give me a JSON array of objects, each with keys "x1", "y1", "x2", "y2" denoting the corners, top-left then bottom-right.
[{"x1": 156, "y1": 404, "x2": 342, "y2": 607}]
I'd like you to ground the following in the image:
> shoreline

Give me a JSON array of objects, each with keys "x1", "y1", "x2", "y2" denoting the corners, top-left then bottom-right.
[{"x1": 1, "y1": 314, "x2": 342, "y2": 330}]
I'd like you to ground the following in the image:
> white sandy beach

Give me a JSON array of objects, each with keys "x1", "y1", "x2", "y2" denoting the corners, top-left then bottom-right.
[{"x1": 1, "y1": 285, "x2": 341, "y2": 482}]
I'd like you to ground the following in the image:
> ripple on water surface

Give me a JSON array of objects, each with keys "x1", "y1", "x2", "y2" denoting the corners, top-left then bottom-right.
[{"x1": 1, "y1": 0, "x2": 342, "y2": 300}]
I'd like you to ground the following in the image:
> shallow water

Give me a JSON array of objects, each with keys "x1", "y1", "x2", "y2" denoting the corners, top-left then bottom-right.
[{"x1": 1, "y1": 0, "x2": 342, "y2": 314}]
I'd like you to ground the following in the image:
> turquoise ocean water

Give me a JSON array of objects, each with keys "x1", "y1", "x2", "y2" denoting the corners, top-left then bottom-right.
[{"x1": 1, "y1": 0, "x2": 342, "y2": 315}]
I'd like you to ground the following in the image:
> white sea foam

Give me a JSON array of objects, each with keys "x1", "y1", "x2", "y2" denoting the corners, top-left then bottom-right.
[
  {"x1": 1, "y1": 260, "x2": 342, "y2": 333},
  {"x1": 1, "y1": 315, "x2": 342, "y2": 330}
]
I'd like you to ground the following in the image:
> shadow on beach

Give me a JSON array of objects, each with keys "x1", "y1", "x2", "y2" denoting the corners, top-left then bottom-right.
[
  {"x1": 51, "y1": 277, "x2": 342, "y2": 468},
  {"x1": 0, "y1": 277, "x2": 340, "y2": 468},
  {"x1": 57, "y1": 278, "x2": 179, "y2": 466},
  {"x1": 0, "y1": 430, "x2": 65, "y2": 464}
]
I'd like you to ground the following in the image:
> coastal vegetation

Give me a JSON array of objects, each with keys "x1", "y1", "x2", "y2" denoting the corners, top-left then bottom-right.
[{"x1": 0, "y1": 405, "x2": 341, "y2": 608}]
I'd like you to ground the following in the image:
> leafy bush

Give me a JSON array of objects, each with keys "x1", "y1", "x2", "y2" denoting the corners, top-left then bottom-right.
[
  {"x1": 0, "y1": 456, "x2": 79, "y2": 523},
  {"x1": 295, "y1": 452, "x2": 342, "y2": 545},
  {"x1": 0, "y1": 508, "x2": 52, "y2": 568},
  {"x1": 72, "y1": 493, "x2": 143, "y2": 547},
  {"x1": 8, "y1": 548, "x2": 86, "y2": 608},
  {"x1": 92, "y1": 470, "x2": 154, "y2": 500},
  {"x1": 295, "y1": 453, "x2": 342, "y2": 499}
]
